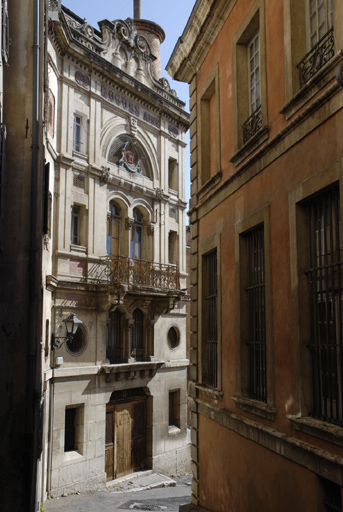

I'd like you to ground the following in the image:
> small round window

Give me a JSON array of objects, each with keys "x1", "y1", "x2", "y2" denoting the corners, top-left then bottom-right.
[
  {"x1": 168, "y1": 326, "x2": 180, "y2": 350},
  {"x1": 66, "y1": 327, "x2": 86, "y2": 355}
]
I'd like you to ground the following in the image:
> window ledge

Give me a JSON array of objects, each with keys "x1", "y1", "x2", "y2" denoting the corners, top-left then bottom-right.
[
  {"x1": 287, "y1": 415, "x2": 343, "y2": 447},
  {"x1": 72, "y1": 150, "x2": 88, "y2": 161},
  {"x1": 64, "y1": 450, "x2": 84, "y2": 463},
  {"x1": 230, "y1": 126, "x2": 269, "y2": 167},
  {"x1": 70, "y1": 244, "x2": 87, "y2": 254},
  {"x1": 168, "y1": 425, "x2": 181, "y2": 437},
  {"x1": 196, "y1": 384, "x2": 223, "y2": 401},
  {"x1": 197, "y1": 170, "x2": 222, "y2": 199},
  {"x1": 232, "y1": 396, "x2": 276, "y2": 421},
  {"x1": 280, "y1": 52, "x2": 343, "y2": 120}
]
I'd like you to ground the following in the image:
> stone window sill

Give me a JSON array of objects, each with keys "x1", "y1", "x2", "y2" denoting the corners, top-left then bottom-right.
[
  {"x1": 280, "y1": 52, "x2": 342, "y2": 120},
  {"x1": 196, "y1": 384, "x2": 223, "y2": 401},
  {"x1": 287, "y1": 414, "x2": 343, "y2": 447},
  {"x1": 232, "y1": 396, "x2": 276, "y2": 421},
  {"x1": 72, "y1": 149, "x2": 88, "y2": 161},
  {"x1": 168, "y1": 425, "x2": 181, "y2": 437},
  {"x1": 230, "y1": 126, "x2": 269, "y2": 168},
  {"x1": 64, "y1": 450, "x2": 84, "y2": 464},
  {"x1": 70, "y1": 244, "x2": 87, "y2": 255},
  {"x1": 197, "y1": 170, "x2": 222, "y2": 199}
]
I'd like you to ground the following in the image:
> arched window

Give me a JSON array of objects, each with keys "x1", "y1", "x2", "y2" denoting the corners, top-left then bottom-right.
[
  {"x1": 107, "y1": 201, "x2": 121, "y2": 256},
  {"x1": 107, "y1": 309, "x2": 122, "y2": 363},
  {"x1": 130, "y1": 309, "x2": 144, "y2": 361},
  {"x1": 131, "y1": 208, "x2": 143, "y2": 260}
]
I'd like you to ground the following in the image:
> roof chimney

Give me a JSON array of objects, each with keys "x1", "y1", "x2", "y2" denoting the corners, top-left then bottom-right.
[{"x1": 134, "y1": 0, "x2": 141, "y2": 19}]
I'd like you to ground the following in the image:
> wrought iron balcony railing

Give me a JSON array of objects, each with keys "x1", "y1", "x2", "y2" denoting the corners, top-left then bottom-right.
[
  {"x1": 297, "y1": 27, "x2": 335, "y2": 88},
  {"x1": 85, "y1": 255, "x2": 180, "y2": 291},
  {"x1": 242, "y1": 106, "x2": 262, "y2": 145}
]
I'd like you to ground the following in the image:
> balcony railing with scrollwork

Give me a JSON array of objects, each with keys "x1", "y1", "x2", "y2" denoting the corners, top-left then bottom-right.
[
  {"x1": 84, "y1": 255, "x2": 180, "y2": 291},
  {"x1": 297, "y1": 27, "x2": 335, "y2": 88},
  {"x1": 242, "y1": 106, "x2": 262, "y2": 145}
]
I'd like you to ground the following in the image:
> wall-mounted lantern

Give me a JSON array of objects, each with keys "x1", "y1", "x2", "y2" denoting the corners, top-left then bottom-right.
[{"x1": 51, "y1": 312, "x2": 83, "y2": 350}]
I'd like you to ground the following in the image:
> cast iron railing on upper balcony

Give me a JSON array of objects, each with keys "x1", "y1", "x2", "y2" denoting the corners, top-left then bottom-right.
[
  {"x1": 297, "y1": 27, "x2": 335, "y2": 88},
  {"x1": 242, "y1": 106, "x2": 262, "y2": 145},
  {"x1": 84, "y1": 255, "x2": 180, "y2": 291}
]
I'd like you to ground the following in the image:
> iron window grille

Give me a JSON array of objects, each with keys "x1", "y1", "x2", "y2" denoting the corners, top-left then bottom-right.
[
  {"x1": 304, "y1": 184, "x2": 343, "y2": 425},
  {"x1": 242, "y1": 106, "x2": 262, "y2": 145},
  {"x1": 322, "y1": 477, "x2": 342, "y2": 512},
  {"x1": 246, "y1": 224, "x2": 267, "y2": 402},
  {"x1": 297, "y1": 26, "x2": 335, "y2": 88},
  {"x1": 202, "y1": 250, "x2": 218, "y2": 388}
]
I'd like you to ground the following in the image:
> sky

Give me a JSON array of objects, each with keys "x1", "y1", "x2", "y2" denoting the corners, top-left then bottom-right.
[{"x1": 62, "y1": 0, "x2": 195, "y2": 206}]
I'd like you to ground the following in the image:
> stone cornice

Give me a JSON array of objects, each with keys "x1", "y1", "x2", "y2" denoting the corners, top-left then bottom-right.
[
  {"x1": 166, "y1": 0, "x2": 237, "y2": 83},
  {"x1": 49, "y1": 9, "x2": 189, "y2": 128}
]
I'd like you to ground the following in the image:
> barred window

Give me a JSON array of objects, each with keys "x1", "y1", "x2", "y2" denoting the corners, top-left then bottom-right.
[
  {"x1": 202, "y1": 250, "x2": 218, "y2": 388},
  {"x1": 245, "y1": 224, "x2": 266, "y2": 402},
  {"x1": 320, "y1": 477, "x2": 342, "y2": 512},
  {"x1": 304, "y1": 184, "x2": 343, "y2": 425}
]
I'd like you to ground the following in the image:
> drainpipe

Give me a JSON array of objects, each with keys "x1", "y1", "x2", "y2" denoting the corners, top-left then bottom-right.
[
  {"x1": 26, "y1": 0, "x2": 41, "y2": 510},
  {"x1": 46, "y1": 380, "x2": 54, "y2": 495}
]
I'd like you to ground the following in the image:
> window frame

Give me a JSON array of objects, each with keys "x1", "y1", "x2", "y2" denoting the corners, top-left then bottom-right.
[
  {"x1": 234, "y1": 204, "x2": 274, "y2": 417},
  {"x1": 64, "y1": 405, "x2": 84, "y2": 455},
  {"x1": 248, "y1": 31, "x2": 261, "y2": 116},
  {"x1": 73, "y1": 115, "x2": 82, "y2": 153},
  {"x1": 292, "y1": 180, "x2": 343, "y2": 426},
  {"x1": 107, "y1": 201, "x2": 122, "y2": 257},
  {"x1": 283, "y1": 0, "x2": 342, "y2": 104},
  {"x1": 198, "y1": 63, "x2": 221, "y2": 192},
  {"x1": 306, "y1": 0, "x2": 333, "y2": 51},
  {"x1": 130, "y1": 308, "x2": 145, "y2": 361},
  {"x1": 106, "y1": 308, "x2": 123, "y2": 364},
  {"x1": 168, "y1": 389, "x2": 181, "y2": 435},
  {"x1": 289, "y1": 162, "x2": 343, "y2": 433},
  {"x1": 198, "y1": 233, "x2": 222, "y2": 391},
  {"x1": 71, "y1": 204, "x2": 80, "y2": 246},
  {"x1": 131, "y1": 208, "x2": 143, "y2": 260},
  {"x1": 232, "y1": 0, "x2": 268, "y2": 155}
]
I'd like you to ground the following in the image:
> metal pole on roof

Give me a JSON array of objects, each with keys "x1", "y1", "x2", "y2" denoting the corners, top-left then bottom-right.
[{"x1": 134, "y1": 0, "x2": 141, "y2": 19}]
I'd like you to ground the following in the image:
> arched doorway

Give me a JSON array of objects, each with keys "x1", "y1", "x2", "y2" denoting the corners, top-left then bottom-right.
[{"x1": 105, "y1": 388, "x2": 148, "y2": 481}]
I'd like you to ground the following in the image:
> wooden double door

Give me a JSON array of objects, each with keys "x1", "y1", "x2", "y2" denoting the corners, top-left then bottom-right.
[{"x1": 105, "y1": 397, "x2": 147, "y2": 481}]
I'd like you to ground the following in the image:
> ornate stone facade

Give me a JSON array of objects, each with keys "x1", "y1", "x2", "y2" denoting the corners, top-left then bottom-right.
[{"x1": 42, "y1": 3, "x2": 190, "y2": 498}]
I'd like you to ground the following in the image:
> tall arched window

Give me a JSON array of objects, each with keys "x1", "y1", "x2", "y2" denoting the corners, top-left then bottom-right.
[
  {"x1": 131, "y1": 208, "x2": 143, "y2": 259},
  {"x1": 107, "y1": 309, "x2": 122, "y2": 363},
  {"x1": 107, "y1": 201, "x2": 121, "y2": 256},
  {"x1": 130, "y1": 309, "x2": 144, "y2": 361}
]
